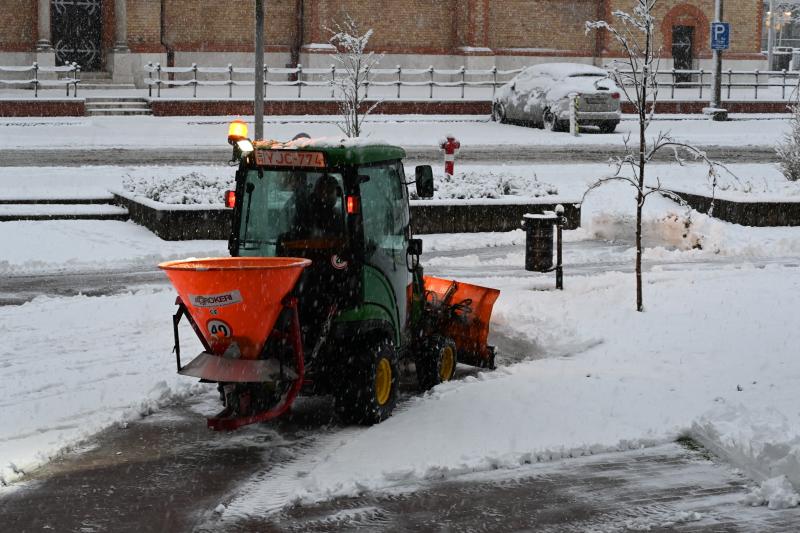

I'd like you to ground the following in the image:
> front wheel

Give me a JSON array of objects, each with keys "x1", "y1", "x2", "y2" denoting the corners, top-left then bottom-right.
[
  {"x1": 335, "y1": 337, "x2": 399, "y2": 425},
  {"x1": 416, "y1": 335, "x2": 457, "y2": 391},
  {"x1": 599, "y1": 121, "x2": 618, "y2": 134},
  {"x1": 543, "y1": 109, "x2": 565, "y2": 132},
  {"x1": 492, "y1": 102, "x2": 507, "y2": 124}
]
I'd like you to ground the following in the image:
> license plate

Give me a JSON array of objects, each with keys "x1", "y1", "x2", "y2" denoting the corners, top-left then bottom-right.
[{"x1": 255, "y1": 150, "x2": 326, "y2": 168}]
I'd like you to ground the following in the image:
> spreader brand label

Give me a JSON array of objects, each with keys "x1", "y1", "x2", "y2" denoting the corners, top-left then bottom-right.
[
  {"x1": 255, "y1": 150, "x2": 326, "y2": 168},
  {"x1": 190, "y1": 290, "x2": 243, "y2": 308}
]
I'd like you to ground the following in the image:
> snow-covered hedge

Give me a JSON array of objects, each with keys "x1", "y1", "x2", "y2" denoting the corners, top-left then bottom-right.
[
  {"x1": 122, "y1": 169, "x2": 558, "y2": 205},
  {"x1": 419, "y1": 170, "x2": 558, "y2": 200},
  {"x1": 122, "y1": 172, "x2": 234, "y2": 205}
]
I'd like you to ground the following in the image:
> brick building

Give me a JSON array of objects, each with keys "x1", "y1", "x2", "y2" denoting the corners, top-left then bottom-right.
[{"x1": 1, "y1": 1, "x2": 765, "y2": 87}]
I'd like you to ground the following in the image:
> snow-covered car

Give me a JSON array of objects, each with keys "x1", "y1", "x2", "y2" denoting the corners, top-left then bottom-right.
[{"x1": 492, "y1": 63, "x2": 622, "y2": 133}]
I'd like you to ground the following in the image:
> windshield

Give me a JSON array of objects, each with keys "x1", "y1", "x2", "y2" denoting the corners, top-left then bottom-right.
[{"x1": 237, "y1": 168, "x2": 345, "y2": 256}]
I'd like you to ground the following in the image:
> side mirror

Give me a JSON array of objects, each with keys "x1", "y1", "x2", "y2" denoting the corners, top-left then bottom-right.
[
  {"x1": 407, "y1": 238, "x2": 422, "y2": 256},
  {"x1": 510, "y1": 81, "x2": 516, "y2": 91},
  {"x1": 415, "y1": 165, "x2": 434, "y2": 198}
]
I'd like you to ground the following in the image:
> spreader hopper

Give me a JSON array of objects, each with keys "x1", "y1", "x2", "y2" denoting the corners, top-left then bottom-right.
[{"x1": 159, "y1": 257, "x2": 311, "y2": 360}]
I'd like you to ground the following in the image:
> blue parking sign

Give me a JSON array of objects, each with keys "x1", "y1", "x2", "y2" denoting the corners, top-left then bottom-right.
[{"x1": 711, "y1": 22, "x2": 730, "y2": 50}]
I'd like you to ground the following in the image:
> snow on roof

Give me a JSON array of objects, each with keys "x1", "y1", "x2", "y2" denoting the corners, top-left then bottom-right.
[{"x1": 524, "y1": 62, "x2": 608, "y2": 79}]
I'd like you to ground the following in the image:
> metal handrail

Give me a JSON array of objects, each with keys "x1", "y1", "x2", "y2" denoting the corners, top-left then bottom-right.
[
  {"x1": 0, "y1": 62, "x2": 80, "y2": 97},
  {"x1": 144, "y1": 62, "x2": 521, "y2": 99}
]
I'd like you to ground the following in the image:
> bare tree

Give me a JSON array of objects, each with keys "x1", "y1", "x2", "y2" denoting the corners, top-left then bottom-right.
[
  {"x1": 328, "y1": 15, "x2": 382, "y2": 137},
  {"x1": 586, "y1": 0, "x2": 727, "y2": 312}
]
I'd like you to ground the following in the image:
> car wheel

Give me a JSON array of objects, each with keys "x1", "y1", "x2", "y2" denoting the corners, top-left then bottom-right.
[
  {"x1": 543, "y1": 109, "x2": 565, "y2": 132},
  {"x1": 492, "y1": 102, "x2": 507, "y2": 124},
  {"x1": 335, "y1": 336, "x2": 398, "y2": 425},
  {"x1": 599, "y1": 121, "x2": 618, "y2": 134},
  {"x1": 416, "y1": 335, "x2": 457, "y2": 391}
]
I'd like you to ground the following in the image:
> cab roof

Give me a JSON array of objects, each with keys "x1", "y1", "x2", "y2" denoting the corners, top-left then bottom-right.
[{"x1": 254, "y1": 137, "x2": 406, "y2": 166}]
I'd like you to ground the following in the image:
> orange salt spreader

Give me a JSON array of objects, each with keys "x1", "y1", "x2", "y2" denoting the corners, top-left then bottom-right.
[{"x1": 160, "y1": 257, "x2": 311, "y2": 430}]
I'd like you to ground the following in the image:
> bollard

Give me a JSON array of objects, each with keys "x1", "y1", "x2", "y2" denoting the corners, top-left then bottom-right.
[
  {"x1": 569, "y1": 93, "x2": 579, "y2": 137},
  {"x1": 440, "y1": 135, "x2": 460, "y2": 176}
]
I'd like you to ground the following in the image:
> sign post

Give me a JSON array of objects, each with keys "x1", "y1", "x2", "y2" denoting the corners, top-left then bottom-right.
[{"x1": 708, "y1": 1, "x2": 729, "y2": 121}]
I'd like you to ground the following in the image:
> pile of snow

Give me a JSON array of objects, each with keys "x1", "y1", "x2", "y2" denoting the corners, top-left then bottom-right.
[
  {"x1": 742, "y1": 476, "x2": 800, "y2": 510},
  {"x1": 122, "y1": 171, "x2": 234, "y2": 205}
]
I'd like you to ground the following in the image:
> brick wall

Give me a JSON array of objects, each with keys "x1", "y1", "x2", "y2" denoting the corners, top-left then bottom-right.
[
  {"x1": 307, "y1": 0, "x2": 457, "y2": 53},
  {"x1": 0, "y1": 0, "x2": 35, "y2": 51},
  {"x1": 161, "y1": 0, "x2": 295, "y2": 52},
  {"x1": 488, "y1": 0, "x2": 598, "y2": 54},
  {"x1": 127, "y1": 0, "x2": 163, "y2": 53}
]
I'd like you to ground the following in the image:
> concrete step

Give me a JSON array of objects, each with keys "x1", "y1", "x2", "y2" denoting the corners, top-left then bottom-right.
[
  {"x1": 0, "y1": 203, "x2": 129, "y2": 221},
  {"x1": 0, "y1": 196, "x2": 114, "y2": 205},
  {"x1": 78, "y1": 83, "x2": 137, "y2": 90},
  {"x1": 85, "y1": 102, "x2": 149, "y2": 109},
  {"x1": 87, "y1": 108, "x2": 152, "y2": 116},
  {"x1": 85, "y1": 97, "x2": 149, "y2": 103}
]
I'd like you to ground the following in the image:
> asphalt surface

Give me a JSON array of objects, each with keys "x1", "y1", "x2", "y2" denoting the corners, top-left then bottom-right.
[{"x1": 0, "y1": 144, "x2": 778, "y2": 167}]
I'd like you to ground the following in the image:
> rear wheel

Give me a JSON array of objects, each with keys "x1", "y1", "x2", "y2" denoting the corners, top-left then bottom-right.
[
  {"x1": 543, "y1": 109, "x2": 565, "y2": 132},
  {"x1": 599, "y1": 121, "x2": 618, "y2": 133},
  {"x1": 336, "y1": 337, "x2": 398, "y2": 425},
  {"x1": 492, "y1": 102, "x2": 507, "y2": 124},
  {"x1": 416, "y1": 335, "x2": 457, "y2": 391}
]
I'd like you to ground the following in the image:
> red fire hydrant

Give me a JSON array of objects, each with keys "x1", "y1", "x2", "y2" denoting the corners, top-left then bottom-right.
[{"x1": 440, "y1": 135, "x2": 460, "y2": 176}]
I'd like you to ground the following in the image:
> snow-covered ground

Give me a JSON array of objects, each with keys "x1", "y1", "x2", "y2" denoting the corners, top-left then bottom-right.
[
  {"x1": 2, "y1": 173, "x2": 800, "y2": 521},
  {"x1": 0, "y1": 114, "x2": 791, "y2": 150}
]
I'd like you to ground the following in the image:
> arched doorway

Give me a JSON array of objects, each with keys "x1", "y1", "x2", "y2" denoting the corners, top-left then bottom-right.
[
  {"x1": 51, "y1": 0, "x2": 103, "y2": 71},
  {"x1": 662, "y1": 4, "x2": 710, "y2": 82}
]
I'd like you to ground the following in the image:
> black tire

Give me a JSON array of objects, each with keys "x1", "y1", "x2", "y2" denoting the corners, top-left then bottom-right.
[
  {"x1": 543, "y1": 109, "x2": 565, "y2": 132},
  {"x1": 335, "y1": 337, "x2": 399, "y2": 425},
  {"x1": 416, "y1": 335, "x2": 458, "y2": 391},
  {"x1": 599, "y1": 121, "x2": 618, "y2": 134},
  {"x1": 492, "y1": 102, "x2": 507, "y2": 124}
]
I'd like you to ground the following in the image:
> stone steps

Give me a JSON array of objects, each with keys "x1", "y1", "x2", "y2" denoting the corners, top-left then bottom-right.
[{"x1": 85, "y1": 98, "x2": 151, "y2": 116}]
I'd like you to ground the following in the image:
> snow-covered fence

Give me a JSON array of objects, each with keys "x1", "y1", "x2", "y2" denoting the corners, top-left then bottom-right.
[
  {"x1": 144, "y1": 62, "x2": 522, "y2": 99},
  {"x1": 0, "y1": 62, "x2": 81, "y2": 97},
  {"x1": 616, "y1": 68, "x2": 800, "y2": 101}
]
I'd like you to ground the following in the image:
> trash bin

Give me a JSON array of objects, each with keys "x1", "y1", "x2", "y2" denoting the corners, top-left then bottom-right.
[{"x1": 522, "y1": 212, "x2": 556, "y2": 272}]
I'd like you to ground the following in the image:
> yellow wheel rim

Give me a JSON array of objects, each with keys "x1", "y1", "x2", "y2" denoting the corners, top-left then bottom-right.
[
  {"x1": 439, "y1": 345, "x2": 455, "y2": 382},
  {"x1": 375, "y1": 358, "x2": 392, "y2": 406}
]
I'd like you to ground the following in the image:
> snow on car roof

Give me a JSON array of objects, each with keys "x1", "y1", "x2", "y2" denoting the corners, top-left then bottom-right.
[{"x1": 524, "y1": 62, "x2": 608, "y2": 79}]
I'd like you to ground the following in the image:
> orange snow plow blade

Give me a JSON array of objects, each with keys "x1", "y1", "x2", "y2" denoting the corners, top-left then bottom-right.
[
  {"x1": 423, "y1": 276, "x2": 500, "y2": 365},
  {"x1": 159, "y1": 257, "x2": 311, "y2": 360}
]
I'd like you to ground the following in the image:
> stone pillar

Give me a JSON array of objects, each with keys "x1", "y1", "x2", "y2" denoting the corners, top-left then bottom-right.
[
  {"x1": 37, "y1": 0, "x2": 52, "y2": 50},
  {"x1": 114, "y1": 0, "x2": 129, "y2": 51}
]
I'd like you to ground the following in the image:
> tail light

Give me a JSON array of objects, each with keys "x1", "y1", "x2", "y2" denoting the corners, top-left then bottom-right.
[
  {"x1": 224, "y1": 190, "x2": 236, "y2": 208},
  {"x1": 346, "y1": 195, "x2": 360, "y2": 215},
  {"x1": 611, "y1": 92, "x2": 621, "y2": 100}
]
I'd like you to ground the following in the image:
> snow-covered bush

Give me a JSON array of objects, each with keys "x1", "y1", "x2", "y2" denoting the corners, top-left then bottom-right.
[
  {"x1": 412, "y1": 170, "x2": 558, "y2": 200},
  {"x1": 777, "y1": 105, "x2": 800, "y2": 181},
  {"x1": 122, "y1": 172, "x2": 234, "y2": 205}
]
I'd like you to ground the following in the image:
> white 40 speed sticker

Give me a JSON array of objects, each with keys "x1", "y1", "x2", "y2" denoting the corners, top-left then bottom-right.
[{"x1": 207, "y1": 319, "x2": 233, "y2": 338}]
